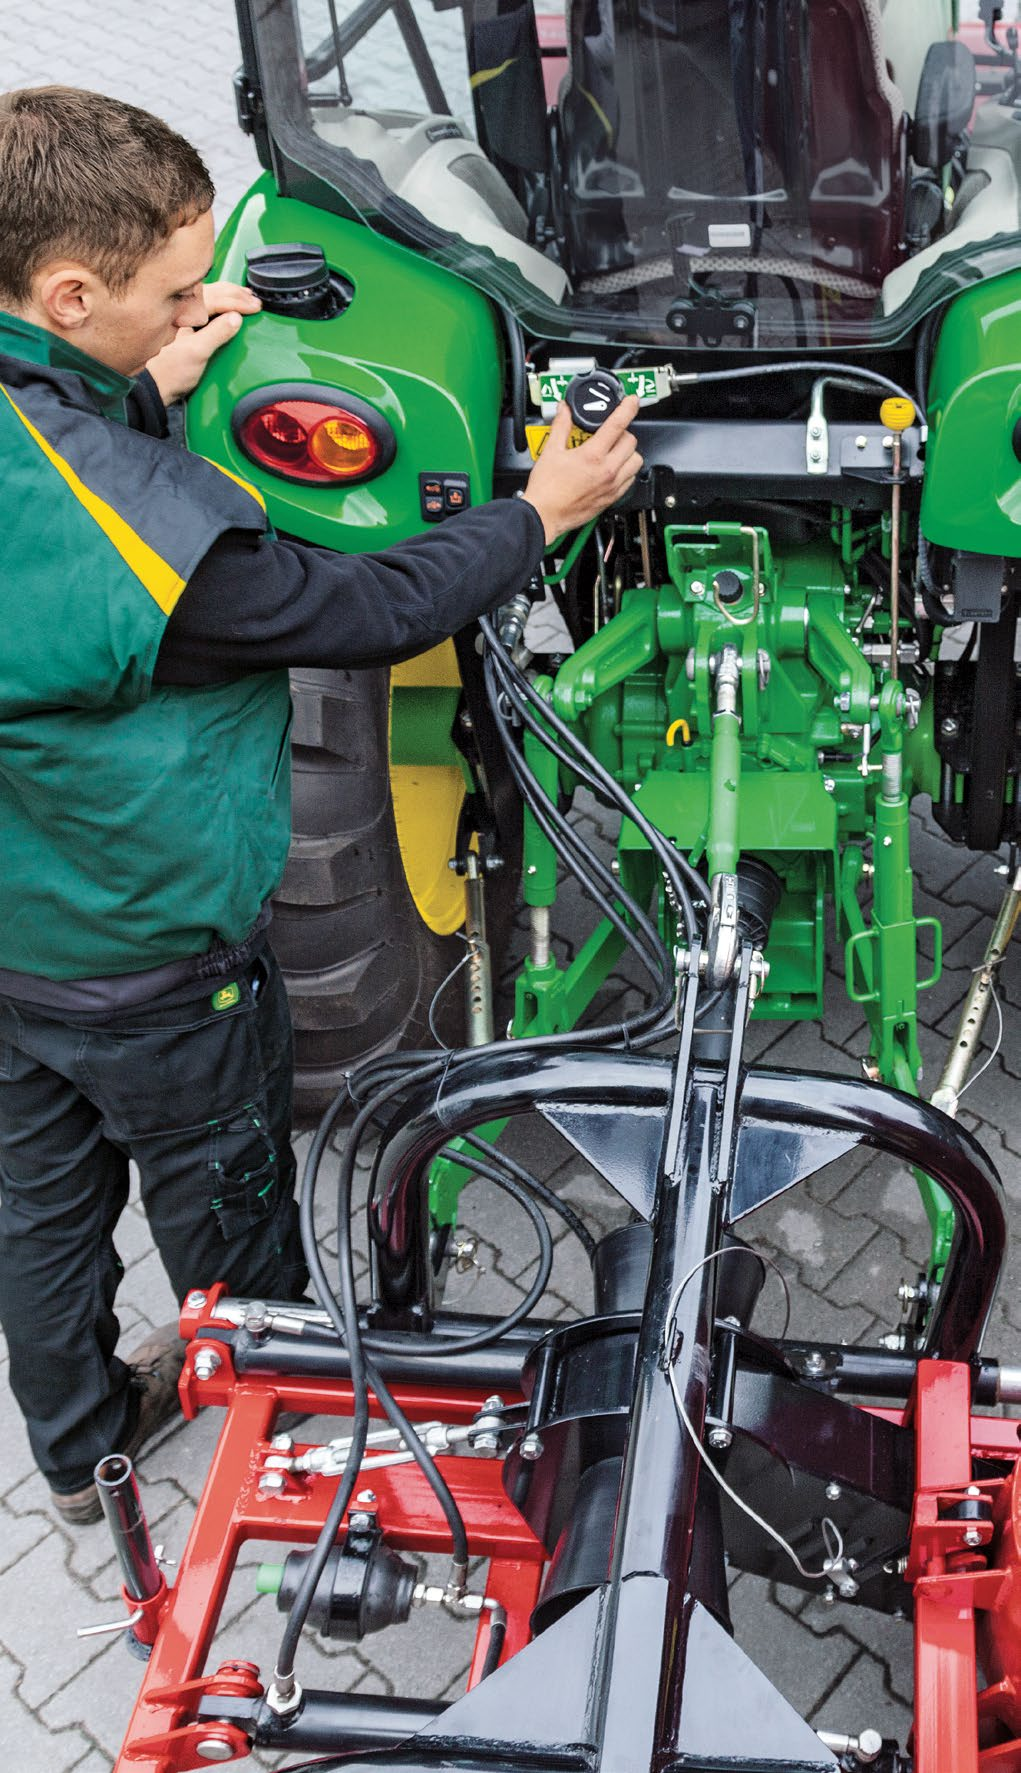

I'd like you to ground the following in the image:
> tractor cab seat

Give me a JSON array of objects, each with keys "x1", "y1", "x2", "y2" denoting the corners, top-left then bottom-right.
[{"x1": 555, "y1": 0, "x2": 970, "y2": 302}]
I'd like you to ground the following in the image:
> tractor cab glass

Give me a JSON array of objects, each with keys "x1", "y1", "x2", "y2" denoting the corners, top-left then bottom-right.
[{"x1": 241, "y1": 0, "x2": 1021, "y2": 347}]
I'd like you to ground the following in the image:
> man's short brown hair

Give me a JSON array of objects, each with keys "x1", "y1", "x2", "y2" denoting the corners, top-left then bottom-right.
[{"x1": 0, "y1": 86, "x2": 215, "y2": 306}]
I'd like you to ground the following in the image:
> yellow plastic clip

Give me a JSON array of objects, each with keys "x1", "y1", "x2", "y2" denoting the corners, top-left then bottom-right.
[
  {"x1": 666, "y1": 718, "x2": 691, "y2": 748},
  {"x1": 879, "y1": 397, "x2": 915, "y2": 434}
]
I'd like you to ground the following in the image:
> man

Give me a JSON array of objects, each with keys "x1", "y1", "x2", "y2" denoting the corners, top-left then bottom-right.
[{"x1": 0, "y1": 86, "x2": 642, "y2": 1525}]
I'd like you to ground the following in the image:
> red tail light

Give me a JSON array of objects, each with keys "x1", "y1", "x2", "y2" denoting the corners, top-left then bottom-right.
[{"x1": 232, "y1": 384, "x2": 396, "y2": 486}]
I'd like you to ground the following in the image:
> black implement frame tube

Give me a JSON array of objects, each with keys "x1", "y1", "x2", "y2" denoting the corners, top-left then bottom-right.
[
  {"x1": 218, "y1": 1309, "x2": 556, "y2": 1391},
  {"x1": 197, "y1": 1690, "x2": 444, "y2": 1755},
  {"x1": 371, "y1": 1055, "x2": 1004, "y2": 1363}
]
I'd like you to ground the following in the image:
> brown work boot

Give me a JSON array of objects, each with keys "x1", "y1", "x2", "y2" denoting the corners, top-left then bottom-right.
[{"x1": 51, "y1": 1323, "x2": 187, "y2": 1528}]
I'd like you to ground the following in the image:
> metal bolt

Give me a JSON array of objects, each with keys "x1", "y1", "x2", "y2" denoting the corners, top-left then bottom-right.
[
  {"x1": 519, "y1": 1432, "x2": 544, "y2": 1462},
  {"x1": 940, "y1": 716, "x2": 959, "y2": 738},
  {"x1": 186, "y1": 1291, "x2": 207, "y2": 1310},
  {"x1": 244, "y1": 1300, "x2": 269, "y2": 1336},
  {"x1": 967, "y1": 1486, "x2": 981, "y2": 1497},
  {"x1": 804, "y1": 1350, "x2": 827, "y2": 1376},
  {"x1": 707, "y1": 1426, "x2": 733, "y2": 1451},
  {"x1": 822, "y1": 1584, "x2": 837, "y2": 1607},
  {"x1": 664, "y1": 494, "x2": 677, "y2": 509},
  {"x1": 258, "y1": 1472, "x2": 286, "y2": 1497},
  {"x1": 897, "y1": 1281, "x2": 921, "y2": 1305},
  {"x1": 271, "y1": 1433, "x2": 294, "y2": 1453},
  {"x1": 809, "y1": 446, "x2": 822, "y2": 463},
  {"x1": 858, "y1": 1729, "x2": 883, "y2": 1764},
  {"x1": 823, "y1": 776, "x2": 836, "y2": 793},
  {"x1": 809, "y1": 422, "x2": 822, "y2": 440},
  {"x1": 473, "y1": 1432, "x2": 500, "y2": 1452},
  {"x1": 690, "y1": 579, "x2": 705, "y2": 598},
  {"x1": 349, "y1": 1510, "x2": 375, "y2": 1529},
  {"x1": 526, "y1": 865, "x2": 536, "y2": 876},
  {"x1": 964, "y1": 1527, "x2": 983, "y2": 1548},
  {"x1": 882, "y1": 834, "x2": 892, "y2": 847},
  {"x1": 452, "y1": 1233, "x2": 481, "y2": 1273},
  {"x1": 825, "y1": 1482, "x2": 842, "y2": 1502},
  {"x1": 855, "y1": 434, "x2": 868, "y2": 450},
  {"x1": 195, "y1": 1742, "x2": 236, "y2": 1764},
  {"x1": 356, "y1": 1489, "x2": 377, "y2": 1505},
  {"x1": 483, "y1": 1395, "x2": 504, "y2": 1412},
  {"x1": 193, "y1": 1347, "x2": 222, "y2": 1381}
]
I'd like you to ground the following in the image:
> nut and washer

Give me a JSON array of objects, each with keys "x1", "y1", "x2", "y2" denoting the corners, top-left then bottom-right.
[
  {"x1": 193, "y1": 1347, "x2": 222, "y2": 1382},
  {"x1": 186, "y1": 1290, "x2": 207, "y2": 1310},
  {"x1": 707, "y1": 1426, "x2": 732, "y2": 1451},
  {"x1": 519, "y1": 1432, "x2": 544, "y2": 1462}
]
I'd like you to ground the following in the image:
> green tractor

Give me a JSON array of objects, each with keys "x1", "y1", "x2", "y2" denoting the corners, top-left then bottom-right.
[{"x1": 190, "y1": 0, "x2": 1021, "y2": 1283}]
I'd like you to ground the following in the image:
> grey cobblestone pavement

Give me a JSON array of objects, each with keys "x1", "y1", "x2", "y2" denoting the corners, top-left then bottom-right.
[{"x1": 1, "y1": 0, "x2": 1018, "y2": 1766}]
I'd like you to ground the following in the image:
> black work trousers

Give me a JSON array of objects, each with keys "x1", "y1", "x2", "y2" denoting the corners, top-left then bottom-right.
[{"x1": 0, "y1": 948, "x2": 308, "y2": 1493}]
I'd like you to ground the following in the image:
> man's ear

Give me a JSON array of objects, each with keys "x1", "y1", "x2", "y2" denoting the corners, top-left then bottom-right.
[{"x1": 33, "y1": 263, "x2": 105, "y2": 335}]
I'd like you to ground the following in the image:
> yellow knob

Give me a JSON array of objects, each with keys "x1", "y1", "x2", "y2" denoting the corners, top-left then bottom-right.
[
  {"x1": 666, "y1": 718, "x2": 691, "y2": 748},
  {"x1": 880, "y1": 397, "x2": 915, "y2": 433}
]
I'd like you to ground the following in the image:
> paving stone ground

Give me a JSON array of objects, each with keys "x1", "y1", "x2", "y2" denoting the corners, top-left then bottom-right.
[{"x1": 0, "y1": 0, "x2": 1014, "y2": 1766}]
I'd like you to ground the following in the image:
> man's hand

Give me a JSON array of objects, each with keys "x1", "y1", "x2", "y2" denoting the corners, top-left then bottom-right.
[
  {"x1": 520, "y1": 395, "x2": 643, "y2": 545},
  {"x1": 145, "y1": 281, "x2": 261, "y2": 406}
]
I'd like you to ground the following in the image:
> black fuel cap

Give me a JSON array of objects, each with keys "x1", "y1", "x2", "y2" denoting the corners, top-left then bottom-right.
[
  {"x1": 563, "y1": 369, "x2": 626, "y2": 433},
  {"x1": 245, "y1": 243, "x2": 351, "y2": 319}
]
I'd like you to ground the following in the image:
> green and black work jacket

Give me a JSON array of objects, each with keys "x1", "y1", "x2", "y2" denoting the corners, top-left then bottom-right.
[
  {"x1": 0, "y1": 314, "x2": 545, "y2": 1002},
  {"x1": 0, "y1": 312, "x2": 291, "y2": 985}
]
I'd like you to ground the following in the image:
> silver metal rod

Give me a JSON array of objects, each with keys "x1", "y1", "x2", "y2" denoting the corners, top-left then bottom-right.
[
  {"x1": 932, "y1": 865, "x2": 1021, "y2": 1117},
  {"x1": 530, "y1": 904, "x2": 551, "y2": 969},
  {"x1": 889, "y1": 434, "x2": 901, "y2": 684},
  {"x1": 463, "y1": 855, "x2": 494, "y2": 1046}
]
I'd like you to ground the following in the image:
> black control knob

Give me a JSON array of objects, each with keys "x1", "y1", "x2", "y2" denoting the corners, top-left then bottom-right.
[
  {"x1": 713, "y1": 569, "x2": 744, "y2": 605},
  {"x1": 563, "y1": 369, "x2": 626, "y2": 434}
]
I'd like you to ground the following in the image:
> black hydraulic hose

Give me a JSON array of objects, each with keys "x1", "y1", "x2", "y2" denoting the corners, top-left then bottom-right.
[
  {"x1": 489, "y1": 671, "x2": 673, "y2": 1008},
  {"x1": 480, "y1": 1611, "x2": 507, "y2": 1680},
  {"x1": 460, "y1": 1131, "x2": 597, "y2": 1261},
  {"x1": 918, "y1": 524, "x2": 964, "y2": 626},
  {"x1": 500, "y1": 306, "x2": 528, "y2": 455},
  {"x1": 365, "y1": 1147, "x2": 554, "y2": 1355},
  {"x1": 484, "y1": 617, "x2": 709, "y2": 920},
  {"x1": 273, "y1": 1085, "x2": 373, "y2": 1693},
  {"x1": 497, "y1": 724, "x2": 666, "y2": 981},
  {"x1": 672, "y1": 358, "x2": 925, "y2": 425},
  {"x1": 482, "y1": 615, "x2": 709, "y2": 936},
  {"x1": 332, "y1": 1071, "x2": 471, "y2": 1568}
]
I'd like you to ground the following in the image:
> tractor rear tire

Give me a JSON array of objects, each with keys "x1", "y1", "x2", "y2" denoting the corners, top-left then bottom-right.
[{"x1": 272, "y1": 666, "x2": 508, "y2": 1121}]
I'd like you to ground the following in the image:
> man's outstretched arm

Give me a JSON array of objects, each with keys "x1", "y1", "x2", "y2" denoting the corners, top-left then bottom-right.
[{"x1": 154, "y1": 398, "x2": 642, "y2": 683}]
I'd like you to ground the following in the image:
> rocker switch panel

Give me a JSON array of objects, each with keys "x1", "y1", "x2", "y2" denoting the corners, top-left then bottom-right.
[{"x1": 420, "y1": 473, "x2": 471, "y2": 521}]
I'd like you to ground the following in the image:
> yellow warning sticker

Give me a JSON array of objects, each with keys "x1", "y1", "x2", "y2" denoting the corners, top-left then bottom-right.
[{"x1": 525, "y1": 423, "x2": 589, "y2": 460}]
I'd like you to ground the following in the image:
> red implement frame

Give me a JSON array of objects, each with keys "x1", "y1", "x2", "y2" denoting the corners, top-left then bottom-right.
[
  {"x1": 111, "y1": 1299, "x2": 1021, "y2": 1773},
  {"x1": 112, "y1": 1286, "x2": 544, "y2": 1772}
]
